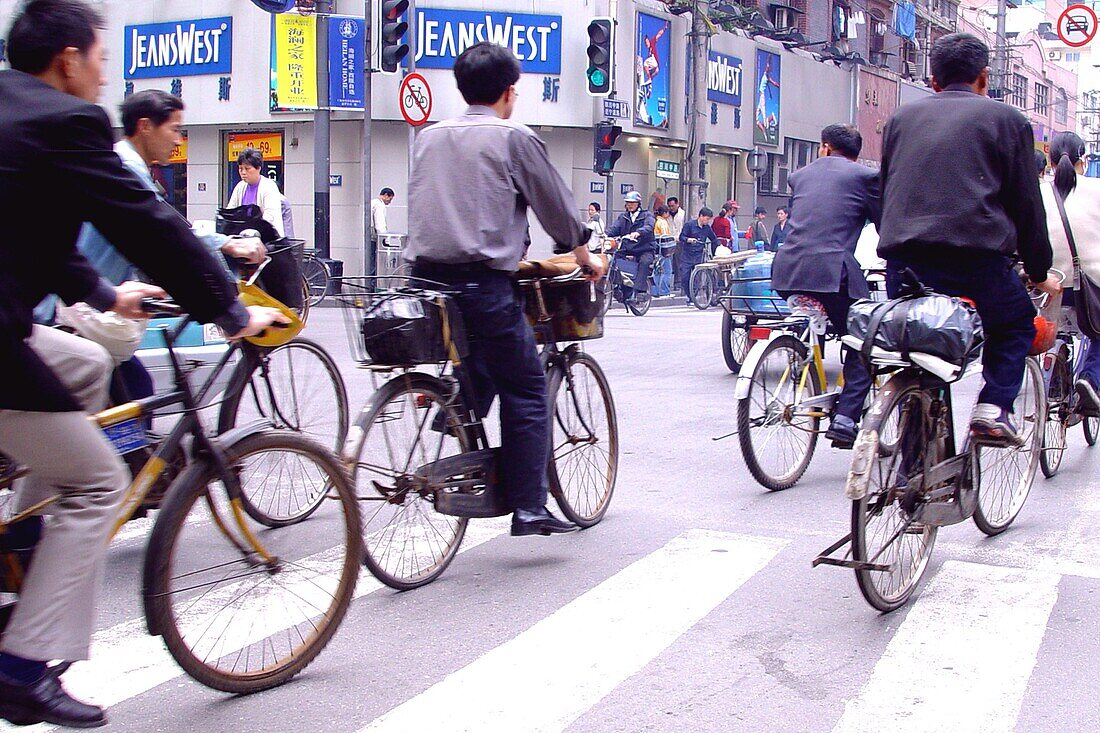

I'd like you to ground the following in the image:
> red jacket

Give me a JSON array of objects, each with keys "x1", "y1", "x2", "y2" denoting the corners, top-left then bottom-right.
[{"x1": 712, "y1": 215, "x2": 732, "y2": 241}]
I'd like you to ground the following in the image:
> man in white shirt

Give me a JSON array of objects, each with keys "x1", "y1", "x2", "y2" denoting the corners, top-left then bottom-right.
[
  {"x1": 667, "y1": 196, "x2": 686, "y2": 287},
  {"x1": 371, "y1": 187, "x2": 394, "y2": 242}
]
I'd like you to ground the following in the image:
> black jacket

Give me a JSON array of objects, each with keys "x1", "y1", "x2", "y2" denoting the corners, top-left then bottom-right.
[
  {"x1": 877, "y1": 85, "x2": 1052, "y2": 282},
  {"x1": 0, "y1": 70, "x2": 249, "y2": 412},
  {"x1": 605, "y1": 209, "x2": 657, "y2": 255}
]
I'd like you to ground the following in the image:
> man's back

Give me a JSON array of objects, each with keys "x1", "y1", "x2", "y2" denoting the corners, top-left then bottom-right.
[
  {"x1": 772, "y1": 155, "x2": 880, "y2": 299},
  {"x1": 877, "y1": 88, "x2": 1049, "y2": 280}
]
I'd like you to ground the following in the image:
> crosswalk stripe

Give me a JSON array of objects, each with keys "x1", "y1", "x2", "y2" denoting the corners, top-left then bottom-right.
[
  {"x1": 832, "y1": 560, "x2": 1061, "y2": 733},
  {"x1": 2, "y1": 518, "x2": 511, "y2": 733},
  {"x1": 358, "y1": 529, "x2": 788, "y2": 733}
]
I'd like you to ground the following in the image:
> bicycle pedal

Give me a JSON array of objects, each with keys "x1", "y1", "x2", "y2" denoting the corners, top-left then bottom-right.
[{"x1": 830, "y1": 439, "x2": 855, "y2": 450}]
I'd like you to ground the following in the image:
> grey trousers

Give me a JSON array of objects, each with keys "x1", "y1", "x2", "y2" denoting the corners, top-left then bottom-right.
[{"x1": 0, "y1": 326, "x2": 127, "y2": 661}]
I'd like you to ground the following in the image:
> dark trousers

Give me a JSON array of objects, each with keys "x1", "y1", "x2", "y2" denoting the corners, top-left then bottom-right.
[
  {"x1": 886, "y1": 254, "x2": 1035, "y2": 411},
  {"x1": 411, "y1": 263, "x2": 549, "y2": 511},
  {"x1": 779, "y1": 290, "x2": 873, "y2": 421},
  {"x1": 627, "y1": 250, "x2": 655, "y2": 295},
  {"x1": 679, "y1": 255, "x2": 702, "y2": 298}
]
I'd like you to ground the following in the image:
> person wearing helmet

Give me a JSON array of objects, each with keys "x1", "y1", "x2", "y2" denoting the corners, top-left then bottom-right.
[{"x1": 605, "y1": 190, "x2": 657, "y2": 298}]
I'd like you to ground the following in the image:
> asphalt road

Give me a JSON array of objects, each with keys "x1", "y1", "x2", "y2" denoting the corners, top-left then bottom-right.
[{"x1": 9, "y1": 305, "x2": 1100, "y2": 733}]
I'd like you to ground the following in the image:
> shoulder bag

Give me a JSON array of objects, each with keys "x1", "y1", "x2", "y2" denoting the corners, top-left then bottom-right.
[{"x1": 1051, "y1": 185, "x2": 1100, "y2": 341}]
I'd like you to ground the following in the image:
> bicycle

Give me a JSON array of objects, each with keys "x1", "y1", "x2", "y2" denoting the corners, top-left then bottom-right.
[
  {"x1": 1040, "y1": 300, "x2": 1099, "y2": 477},
  {"x1": 0, "y1": 298, "x2": 362, "y2": 693},
  {"x1": 301, "y1": 248, "x2": 332, "y2": 309},
  {"x1": 814, "y1": 274, "x2": 1045, "y2": 612},
  {"x1": 606, "y1": 244, "x2": 657, "y2": 316},
  {"x1": 337, "y1": 263, "x2": 618, "y2": 590}
]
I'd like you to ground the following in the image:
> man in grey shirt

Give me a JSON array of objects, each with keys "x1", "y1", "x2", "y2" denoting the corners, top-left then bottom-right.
[{"x1": 405, "y1": 42, "x2": 603, "y2": 537}]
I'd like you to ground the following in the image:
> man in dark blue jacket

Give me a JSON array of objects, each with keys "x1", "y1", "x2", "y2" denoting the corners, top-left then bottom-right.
[
  {"x1": 678, "y1": 207, "x2": 718, "y2": 302},
  {"x1": 606, "y1": 191, "x2": 657, "y2": 297}
]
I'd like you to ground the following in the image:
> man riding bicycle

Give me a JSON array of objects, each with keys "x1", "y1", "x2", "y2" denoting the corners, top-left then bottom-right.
[
  {"x1": 772, "y1": 123, "x2": 881, "y2": 446},
  {"x1": 878, "y1": 32, "x2": 1057, "y2": 444},
  {"x1": 605, "y1": 191, "x2": 657, "y2": 300},
  {"x1": 0, "y1": 2, "x2": 285, "y2": 726}
]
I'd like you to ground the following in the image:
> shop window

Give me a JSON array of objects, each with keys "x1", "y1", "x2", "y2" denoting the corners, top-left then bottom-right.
[
  {"x1": 831, "y1": 1, "x2": 851, "y2": 42},
  {"x1": 757, "y1": 153, "x2": 788, "y2": 195},
  {"x1": 1011, "y1": 73, "x2": 1028, "y2": 109},
  {"x1": 784, "y1": 138, "x2": 817, "y2": 175},
  {"x1": 869, "y1": 10, "x2": 888, "y2": 66},
  {"x1": 1034, "y1": 83, "x2": 1048, "y2": 115}
]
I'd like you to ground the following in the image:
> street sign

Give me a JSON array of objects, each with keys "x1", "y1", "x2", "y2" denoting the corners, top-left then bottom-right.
[
  {"x1": 1058, "y1": 4, "x2": 1097, "y2": 47},
  {"x1": 656, "y1": 160, "x2": 680, "y2": 180},
  {"x1": 747, "y1": 147, "x2": 768, "y2": 177},
  {"x1": 399, "y1": 72, "x2": 432, "y2": 126},
  {"x1": 329, "y1": 174, "x2": 343, "y2": 187},
  {"x1": 590, "y1": 181, "x2": 606, "y2": 194},
  {"x1": 603, "y1": 98, "x2": 630, "y2": 119},
  {"x1": 620, "y1": 183, "x2": 634, "y2": 195}
]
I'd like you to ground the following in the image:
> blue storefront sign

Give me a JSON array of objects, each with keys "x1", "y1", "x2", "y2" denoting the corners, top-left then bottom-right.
[
  {"x1": 125, "y1": 17, "x2": 233, "y2": 79},
  {"x1": 707, "y1": 51, "x2": 742, "y2": 107},
  {"x1": 414, "y1": 8, "x2": 562, "y2": 73},
  {"x1": 329, "y1": 16, "x2": 365, "y2": 109}
]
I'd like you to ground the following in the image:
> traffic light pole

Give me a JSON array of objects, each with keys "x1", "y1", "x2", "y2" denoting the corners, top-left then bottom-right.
[
  {"x1": 363, "y1": 0, "x2": 375, "y2": 276},
  {"x1": 314, "y1": 0, "x2": 332, "y2": 260}
]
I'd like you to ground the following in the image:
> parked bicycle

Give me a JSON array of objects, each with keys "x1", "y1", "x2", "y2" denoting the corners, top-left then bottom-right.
[
  {"x1": 337, "y1": 261, "x2": 618, "y2": 590},
  {"x1": 0, "y1": 298, "x2": 362, "y2": 693},
  {"x1": 301, "y1": 247, "x2": 332, "y2": 308}
]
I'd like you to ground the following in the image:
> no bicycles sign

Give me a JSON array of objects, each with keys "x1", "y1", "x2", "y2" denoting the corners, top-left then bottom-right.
[
  {"x1": 399, "y1": 73, "x2": 432, "y2": 127},
  {"x1": 1058, "y1": 4, "x2": 1098, "y2": 48}
]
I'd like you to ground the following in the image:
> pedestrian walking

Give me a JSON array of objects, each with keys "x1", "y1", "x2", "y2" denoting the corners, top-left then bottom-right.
[
  {"x1": 678, "y1": 207, "x2": 719, "y2": 302},
  {"x1": 227, "y1": 147, "x2": 286, "y2": 237},
  {"x1": 667, "y1": 196, "x2": 686, "y2": 287}
]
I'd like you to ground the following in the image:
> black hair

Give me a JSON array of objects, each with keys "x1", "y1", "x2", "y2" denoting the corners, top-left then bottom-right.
[
  {"x1": 588, "y1": 201, "x2": 601, "y2": 211},
  {"x1": 667, "y1": 196, "x2": 679, "y2": 205},
  {"x1": 656, "y1": 205, "x2": 669, "y2": 216},
  {"x1": 1050, "y1": 130, "x2": 1086, "y2": 200},
  {"x1": 821, "y1": 123, "x2": 862, "y2": 159},
  {"x1": 380, "y1": 187, "x2": 395, "y2": 197},
  {"x1": 754, "y1": 206, "x2": 767, "y2": 216},
  {"x1": 699, "y1": 207, "x2": 713, "y2": 218},
  {"x1": 120, "y1": 90, "x2": 184, "y2": 137},
  {"x1": 6, "y1": 0, "x2": 105, "y2": 74},
  {"x1": 777, "y1": 206, "x2": 788, "y2": 215},
  {"x1": 238, "y1": 148, "x2": 263, "y2": 169},
  {"x1": 453, "y1": 42, "x2": 520, "y2": 106},
  {"x1": 930, "y1": 33, "x2": 989, "y2": 88},
  {"x1": 1034, "y1": 149, "x2": 1048, "y2": 177}
]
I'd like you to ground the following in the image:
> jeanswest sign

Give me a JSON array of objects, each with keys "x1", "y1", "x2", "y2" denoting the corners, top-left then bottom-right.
[
  {"x1": 707, "y1": 50, "x2": 742, "y2": 106},
  {"x1": 124, "y1": 17, "x2": 233, "y2": 80},
  {"x1": 414, "y1": 8, "x2": 562, "y2": 74}
]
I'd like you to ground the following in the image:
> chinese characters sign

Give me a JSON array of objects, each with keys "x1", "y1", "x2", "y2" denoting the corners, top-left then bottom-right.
[{"x1": 274, "y1": 14, "x2": 317, "y2": 109}]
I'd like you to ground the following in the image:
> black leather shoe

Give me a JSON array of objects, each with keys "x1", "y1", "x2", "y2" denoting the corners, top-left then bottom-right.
[
  {"x1": 511, "y1": 507, "x2": 579, "y2": 536},
  {"x1": 0, "y1": 672, "x2": 106, "y2": 728},
  {"x1": 825, "y1": 415, "x2": 858, "y2": 448}
]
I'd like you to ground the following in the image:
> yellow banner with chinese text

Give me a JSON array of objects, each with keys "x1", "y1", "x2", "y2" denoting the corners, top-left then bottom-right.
[{"x1": 274, "y1": 14, "x2": 317, "y2": 109}]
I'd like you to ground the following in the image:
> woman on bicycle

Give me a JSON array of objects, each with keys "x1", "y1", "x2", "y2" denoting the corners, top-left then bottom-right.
[{"x1": 1040, "y1": 131, "x2": 1100, "y2": 413}]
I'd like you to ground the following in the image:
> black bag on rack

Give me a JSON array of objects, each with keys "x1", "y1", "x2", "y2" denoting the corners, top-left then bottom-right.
[
  {"x1": 217, "y1": 205, "x2": 303, "y2": 310},
  {"x1": 847, "y1": 292, "x2": 984, "y2": 366}
]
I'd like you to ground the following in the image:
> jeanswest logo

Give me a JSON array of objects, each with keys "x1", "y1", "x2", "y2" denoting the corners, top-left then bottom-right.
[
  {"x1": 124, "y1": 17, "x2": 233, "y2": 79},
  {"x1": 707, "y1": 51, "x2": 742, "y2": 106},
  {"x1": 414, "y1": 9, "x2": 562, "y2": 74}
]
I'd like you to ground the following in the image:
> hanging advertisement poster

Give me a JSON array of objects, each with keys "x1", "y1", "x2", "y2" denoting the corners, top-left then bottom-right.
[
  {"x1": 270, "y1": 14, "x2": 317, "y2": 111},
  {"x1": 754, "y1": 49, "x2": 781, "y2": 146},
  {"x1": 634, "y1": 12, "x2": 671, "y2": 130}
]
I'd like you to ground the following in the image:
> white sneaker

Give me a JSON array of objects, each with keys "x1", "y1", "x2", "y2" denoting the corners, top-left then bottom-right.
[{"x1": 970, "y1": 403, "x2": 1022, "y2": 446}]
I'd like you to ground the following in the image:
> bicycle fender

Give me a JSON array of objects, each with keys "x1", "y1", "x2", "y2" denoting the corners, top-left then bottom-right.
[
  {"x1": 734, "y1": 331, "x2": 790, "y2": 400},
  {"x1": 846, "y1": 429, "x2": 879, "y2": 500},
  {"x1": 216, "y1": 419, "x2": 273, "y2": 448}
]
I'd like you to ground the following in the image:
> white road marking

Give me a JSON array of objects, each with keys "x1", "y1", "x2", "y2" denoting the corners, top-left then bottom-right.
[
  {"x1": 3, "y1": 518, "x2": 510, "y2": 733},
  {"x1": 359, "y1": 529, "x2": 788, "y2": 733},
  {"x1": 832, "y1": 560, "x2": 1060, "y2": 733}
]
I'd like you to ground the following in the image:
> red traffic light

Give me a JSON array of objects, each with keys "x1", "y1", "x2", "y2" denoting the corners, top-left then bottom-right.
[{"x1": 594, "y1": 123, "x2": 622, "y2": 149}]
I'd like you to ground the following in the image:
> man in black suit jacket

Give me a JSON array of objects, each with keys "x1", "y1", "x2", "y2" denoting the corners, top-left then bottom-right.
[
  {"x1": 772, "y1": 124, "x2": 881, "y2": 445},
  {"x1": 878, "y1": 32, "x2": 1056, "y2": 444},
  {"x1": 0, "y1": 2, "x2": 285, "y2": 727}
]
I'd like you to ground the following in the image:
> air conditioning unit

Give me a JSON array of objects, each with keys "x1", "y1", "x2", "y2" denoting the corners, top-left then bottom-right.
[{"x1": 1048, "y1": 50, "x2": 1062, "y2": 61}]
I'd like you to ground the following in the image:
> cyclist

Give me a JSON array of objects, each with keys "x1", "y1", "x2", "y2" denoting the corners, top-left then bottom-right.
[
  {"x1": 0, "y1": 2, "x2": 286, "y2": 726},
  {"x1": 404, "y1": 42, "x2": 603, "y2": 538},
  {"x1": 678, "y1": 207, "x2": 718, "y2": 302},
  {"x1": 772, "y1": 123, "x2": 881, "y2": 446},
  {"x1": 605, "y1": 191, "x2": 657, "y2": 301},
  {"x1": 878, "y1": 33, "x2": 1057, "y2": 444}
]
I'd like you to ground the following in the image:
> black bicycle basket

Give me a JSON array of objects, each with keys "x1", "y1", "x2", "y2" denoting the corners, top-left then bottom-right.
[{"x1": 359, "y1": 290, "x2": 468, "y2": 366}]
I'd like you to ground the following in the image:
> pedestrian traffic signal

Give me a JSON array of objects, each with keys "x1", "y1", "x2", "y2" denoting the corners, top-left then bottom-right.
[
  {"x1": 586, "y1": 18, "x2": 615, "y2": 97},
  {"x1": 378, "y1": 0, "x2": 410, "y2": 75},
  {"x1": 593, "y1": 121, "x2": 622, "y2": 176}
]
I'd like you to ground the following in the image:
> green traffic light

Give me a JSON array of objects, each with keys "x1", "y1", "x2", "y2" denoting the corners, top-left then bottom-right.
[{"x1": 588, "y1": 68, "x2": 607, "y2": 87}]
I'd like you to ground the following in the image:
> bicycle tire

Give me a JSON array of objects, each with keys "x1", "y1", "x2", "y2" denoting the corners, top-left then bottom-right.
[
  {"x1": 301, "y1": 257, "x2": 330, "y2": 308},
  {"x1": 546, "y1": 352, "x2": 618, "y2": 527},
  {"x1": 347, "y1": 373, "x2": 469, "y2": 590},
  {"x1": 851, "y1": 377, "x2": 939, "y2": 612},
  {"x1": 1040, "y1": 346, "x2": 1072, "y2": 478},
  {"x1": 721, "y1": 311, "x2": 751, "y2": 374},
  {"x1": 627, "y1": 291, "x2": 652, "y2": 316},
  {"x1": 973, "y1": 356, "x2": 1045, "y2": 535},
  {"x1": 296, "y1": 276, "x2": 311, "y2": 324},
  {"x1": 143, "y1": 431, "x2": 361, "y2": 694},
  {"x1": 736, "y1": 335, "x2": 821, "y2": 490},
  {"x1": 218, "y1": 339, "x2": 349, "y2": 527},
  {"x1": 1085, "y1": 415, "x2": 1099, "y2": 446},
  {"x1": 689, "y1": 268, "x2": 715, "y2": 311}
]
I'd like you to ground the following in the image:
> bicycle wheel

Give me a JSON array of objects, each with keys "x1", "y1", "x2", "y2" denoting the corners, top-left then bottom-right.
[
  {"x1": 973, "y1": 356, "x2": 1045, "y2": 536},
  {"x1": 736, "y1": 336, "x2": 822, "y2": 490},
  {"x1": 219, "y1": 339, "x2": 349, "y2": 526},
  {"x1": 851, "y1": 377, "x2": 940, "y2": 612},
  {"x1": 721, "y1": 311, "x2": 751, "y2": 373},
  {"x1": 1041, "y1": 346, "x2": 1072, "y2": 478},
  {"x1": 347, "y1": 373, "x2": 469, "y2": 590},
  {"x1": 627, "y1": 291, "x2": 651, "y2": 316},
  {"x1": 546, "y1": 352, "x2": 618, "y2": 527},
  {"x1": 143, "y1": 431, "x2": 361, "y2": 694},
  {"x1": 690, "y1": 268, "x2": 716, "y2": 311},
  {"x1": 1085, "y1": 415, "x2": 1099, "y2": 446},
  {"x1": 301, "y1": 257, "x2": 330, "y2": 308}
]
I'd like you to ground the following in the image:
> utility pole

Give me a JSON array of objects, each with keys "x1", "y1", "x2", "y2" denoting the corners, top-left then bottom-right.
[
  {"x1": 363, "y1": 0, "x2": 374, "y2": 276},
  {"x1": 407, "y1": 0, "x2": 417, "y2": 181},
  {"x1": 992, "y1": 0, "x2": 1007, "y2": 99},
  {"x1": 683, "y1": 0, "x2": 709, "y2": 212},
  {"x1": 314, "y1": 0, "x2": 332, "y2": 260}
]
